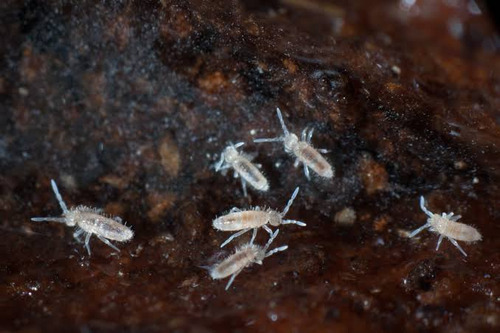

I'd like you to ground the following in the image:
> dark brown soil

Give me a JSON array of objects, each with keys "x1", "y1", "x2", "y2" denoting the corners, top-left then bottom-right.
[{"x1": 1, "y1": 1, "x2": 499, "y2": 332}]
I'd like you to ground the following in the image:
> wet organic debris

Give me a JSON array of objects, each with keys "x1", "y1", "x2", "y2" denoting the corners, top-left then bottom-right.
[{"x1": 1, "y1": 0, "x2": 499, "y2": 332}]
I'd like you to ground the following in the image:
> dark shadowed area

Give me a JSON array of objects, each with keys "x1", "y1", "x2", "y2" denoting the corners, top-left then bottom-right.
[{"x1": 1, "y1": 0, "x2": 499, "y2": 332}]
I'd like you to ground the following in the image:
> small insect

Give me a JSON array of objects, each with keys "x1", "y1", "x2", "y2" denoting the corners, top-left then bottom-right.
[
  {"x1": 213, "y1": 186, "x2": 305, "y2": 247},
  {"x1": 31, "y1": 179, "x2": 134, "y2": 255},
  {"x1": 408, "y1": 196, "x2": 482, "y2": 257},
  {"x1": 209, "y1": 229, "x2": 288, "y2": 290},
  {"x1": 215, "y1": 142, "x2": 269, "y2": 197},
  {"x1": 254, "y1": 107, "x2": 334, "y2": 180}
]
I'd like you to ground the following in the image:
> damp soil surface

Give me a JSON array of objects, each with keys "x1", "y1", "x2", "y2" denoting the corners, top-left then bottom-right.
[{"x1": 1, "y1": 0, "x2": 499, "y2": 332}]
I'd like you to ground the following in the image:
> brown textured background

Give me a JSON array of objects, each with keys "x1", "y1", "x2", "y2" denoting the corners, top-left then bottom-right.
[{"x1": 1, "y1": 0, "x2": 499, "y2": 332}]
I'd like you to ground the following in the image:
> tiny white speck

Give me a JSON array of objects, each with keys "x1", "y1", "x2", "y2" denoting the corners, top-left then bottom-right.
[
  {"x1": 250, "y1": 129, "x2": 256, "y2": 135},
  {"x1": 231, "y1": 74, "x2": 240, "y2": 84},
  {"x1": 245, "y1": 319, "x2": 256, "y2": 326},
  {"x1": 28, "y1": 282, "x2": 40, "y2": 291},
  {"x1": 472, "y1": 177, "x2": 479, "y2": 184},
  {"x1": 19, "y1": 87, "x2": 29, "y2": 96},
  {"x1": 391, "y1": 65, "x2": 401, "y2": 75}
]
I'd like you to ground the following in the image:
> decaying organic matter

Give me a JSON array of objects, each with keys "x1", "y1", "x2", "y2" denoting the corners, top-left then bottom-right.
[{"x1": 1, "y1": 0, "x2": 499, "y2": 332}]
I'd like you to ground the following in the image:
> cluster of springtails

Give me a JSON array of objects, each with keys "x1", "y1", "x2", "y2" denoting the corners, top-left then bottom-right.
[
  {"x1": 208, "y1": 107, "x2": 482, "y2": 289},
  {"x1": 208, "y1": 107, "x2": 328, "y2": 289},
  {"x1": 215, "y1": 108, "x2": 333, "y2": 196},
  {"x1": 209, "y1": 187, "x2": 304, "y2": 290},
  {"x1": 30, "y1": 107, "x2": 482, "y2": 290}
]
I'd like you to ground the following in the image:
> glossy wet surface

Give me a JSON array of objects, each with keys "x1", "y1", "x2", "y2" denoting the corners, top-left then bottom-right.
[{"x1": 1, "y1": 0, "x2": 499, "y2": 332}]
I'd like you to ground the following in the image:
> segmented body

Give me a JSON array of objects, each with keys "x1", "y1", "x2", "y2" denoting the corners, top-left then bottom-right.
[
  {"x1": 231, "y1": 157, "x2": 269, "y2": 191},
  {"x1": 429, "y1": 214, "x2": 481, "y2": 242},
  {"x1": 210, "y1": 244, "x2": 261, "y2": 279},
  {"x1": 31, "y1": 179, "x2": 134, "y2": 255},
  {"x1": 207, "y1": 229, "x2": 288, "y2": 290},
  {"x1": 213, "y1": 209, "x2": 277, "y2": 231},
  {"x1": 409, "y1": 196, "x2": 482, "y2": 256},
  {"x1": 68, "y1": 206, "x2": 133, "y2": 242},
  {"x1": 253, "y1": 108, "x2": 334, "y2": 180},
  {"x1": 293, "y1": 141, "x2": 333, "y2": 178},
  {"x1": 216, "y1": 144, "x2": 269, "y2": 196},
  {"x1": 212, "y1": 187, "x2": 303, "y2": 248}
]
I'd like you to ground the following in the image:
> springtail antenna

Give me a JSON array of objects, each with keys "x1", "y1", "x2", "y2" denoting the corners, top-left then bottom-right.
[
  {"x1": 253, "y1": 107, "x2": 290, "y2": 143},
  {"x1": 419, "y1": 196, "x2": 433, "y2": 217},
  {"x1": 281, "y1": 187, "x2": 300, "y2": 217},
  {"x1": 265, "y1": 245, "x2": 288, "y2": 258},
  {"x1": 51, "y1": 179, "x2": 69, "y2": 214},
  {"x1": 282, "y1": 219, "x2": 306, "y2": 226},
  {"x1": 253, "y1": 137, "x2": 283, "y2": 143},
  {"x1": 275, "y1": 108, "x2": 289, "y2": 136},
  {"x1": 31, "y1": 217, "x2": 67, "y2": 223}
]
